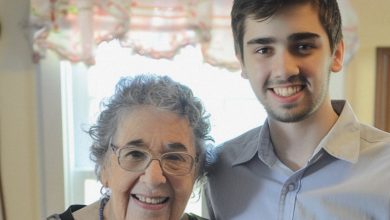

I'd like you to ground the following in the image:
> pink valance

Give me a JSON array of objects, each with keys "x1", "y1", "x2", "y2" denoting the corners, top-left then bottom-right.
[{"x1": 30, "y1": 0, "x2": 359, "y2": 70}]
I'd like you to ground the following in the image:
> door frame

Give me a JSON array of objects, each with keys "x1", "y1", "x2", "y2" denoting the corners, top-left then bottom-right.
[{"x1": 374, "y1": 47, "x2": 390, "y2": 132}]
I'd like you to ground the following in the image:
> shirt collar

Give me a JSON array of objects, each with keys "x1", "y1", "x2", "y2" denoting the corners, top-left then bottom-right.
[
  {"x1": 320, "y1": 100, "x2": 360, "y2": 163},
  {"x1": 231, "y1": 100, "x2": 361, "y2": 167},
  {"x1": 232, "y1": 119, "x2": 278, "y2": 167}
]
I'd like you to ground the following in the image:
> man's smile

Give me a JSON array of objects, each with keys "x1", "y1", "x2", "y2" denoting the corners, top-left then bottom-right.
[{"x1": 272, "y1": 85, "x2": 304, "y2": 97}]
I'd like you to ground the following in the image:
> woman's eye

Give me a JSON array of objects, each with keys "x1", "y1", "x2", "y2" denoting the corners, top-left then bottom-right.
[
  {"x1": 125, "y1": 150, "x2": 146, "y2": 160},
  {"x1": 165, "y1": 153, "x2": 185, "y2": 161}
]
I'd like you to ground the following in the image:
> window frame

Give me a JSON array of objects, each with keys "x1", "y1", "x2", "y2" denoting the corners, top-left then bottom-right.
[{"x1": 37, "y1": 51, "x2": 66, "y2": 217}]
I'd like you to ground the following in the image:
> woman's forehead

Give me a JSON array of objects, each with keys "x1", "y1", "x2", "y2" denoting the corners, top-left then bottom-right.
[{"x1": 114, "y1": 106, "x2": 196, "y2": 153}]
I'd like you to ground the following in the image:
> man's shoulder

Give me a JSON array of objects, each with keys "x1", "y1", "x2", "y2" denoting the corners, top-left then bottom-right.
[
  {"x1": 360, "y1": 123, "x2": 390, "y2": 147},
  {"x1": 222, "y1": 126, "x2": 260, "y2": 146},
  {"x1": 358, "y1": 124, "x2": 390, "y2": 166},
  {"x1": 212, "y1": 126, "x2": 262, "y2": 159}
]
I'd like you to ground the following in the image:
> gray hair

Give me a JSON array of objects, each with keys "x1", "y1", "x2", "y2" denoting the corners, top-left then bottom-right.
[{"x1": 88, "y1": 74, "x2": 212, "y2": 183}]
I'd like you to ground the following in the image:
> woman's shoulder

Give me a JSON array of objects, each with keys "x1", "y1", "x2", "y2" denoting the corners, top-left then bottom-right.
[
  {"x1": 72, "y1": 201, "x2": 99, "y2": 220},
  {"x1": 46, "y1": 201, "x2": 100, "y2": 220},
  {"x1": 186, "y1": 212, "x2": 209, "y2": 220},
  {"x1": 46, "y1": 205, "x2": 86, "y2": 220}
]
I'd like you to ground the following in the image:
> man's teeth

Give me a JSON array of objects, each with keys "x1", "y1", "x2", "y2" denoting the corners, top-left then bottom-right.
[
  {"x1": 135, "y1": 195, "x2": 167, "y2": 204},
  {"x1": 273, "y1": 86, "x2": 302, "y2": 97}
]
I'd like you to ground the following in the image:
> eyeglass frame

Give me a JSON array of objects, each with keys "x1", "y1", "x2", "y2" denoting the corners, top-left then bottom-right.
[{"x1": 108, "y1": 137, "x2": 199, "y2": 176}]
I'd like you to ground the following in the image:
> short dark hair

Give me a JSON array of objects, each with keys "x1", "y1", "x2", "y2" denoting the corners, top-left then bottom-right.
[{"x1": 231, "y1": 0, "x2": 343, "y2": 60}]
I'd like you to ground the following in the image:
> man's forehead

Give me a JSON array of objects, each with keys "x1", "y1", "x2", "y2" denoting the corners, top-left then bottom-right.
[
  {"x1": 244, "y1": 3, "x2": 319, "y2": 25},
  {"x1": 243, "y1": 5, "x2": 324, "y2": 40}
]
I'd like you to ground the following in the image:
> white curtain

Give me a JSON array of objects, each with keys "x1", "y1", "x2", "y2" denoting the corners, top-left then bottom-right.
[{"x1": 30, "y1": 0, "x2": 359, "y2": 70}]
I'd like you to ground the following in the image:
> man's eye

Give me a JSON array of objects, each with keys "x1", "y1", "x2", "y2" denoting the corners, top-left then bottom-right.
[
  {"x1": 296, "y1": 44, "x2": 315, "y2": 53},
  {"x1": 255, "y1": 47, "x2": 272, "y2": 55}
]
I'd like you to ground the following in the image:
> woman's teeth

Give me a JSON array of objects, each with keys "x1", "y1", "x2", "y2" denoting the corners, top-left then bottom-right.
[
  {"x1": 133, "y1": 195, "x2": 168, "y2": 204},
  {"x1": 273, "y1": 86, "x2": 302, "y2": 97}
]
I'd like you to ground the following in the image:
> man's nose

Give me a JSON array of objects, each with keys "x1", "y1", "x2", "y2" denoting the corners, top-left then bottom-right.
[
  {"x1": 274, "y1": 50, "x2": 300, "y2": 78},
  {"x1": 139, "y1": 160, "x2": 167, "y2": 186}
]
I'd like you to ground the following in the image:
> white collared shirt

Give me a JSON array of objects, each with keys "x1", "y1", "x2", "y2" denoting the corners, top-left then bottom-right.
[{"x1": 205, "y1": 100, "x2": 390, "y2": 220}]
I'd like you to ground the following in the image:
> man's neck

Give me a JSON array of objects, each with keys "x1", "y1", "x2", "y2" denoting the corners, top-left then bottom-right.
[{"x1": 269, "y1": 101, "x2": 339, "y2": 171}]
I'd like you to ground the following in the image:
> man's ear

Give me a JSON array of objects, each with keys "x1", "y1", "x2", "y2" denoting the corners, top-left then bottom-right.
[
  {"x1": 331, "y1": 40, "x2": 345, "y2": 73},
  {"x1": 236, "y1": 52, "x2": 248, "y2": 79},
  {"x1": 241, "y1": 70, "x2": 248, "y2": 79}
]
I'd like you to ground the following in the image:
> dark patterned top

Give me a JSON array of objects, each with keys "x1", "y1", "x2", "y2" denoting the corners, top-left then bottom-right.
[{"x1": 47, "y1": 205, "x2": 208, "y2": 220}]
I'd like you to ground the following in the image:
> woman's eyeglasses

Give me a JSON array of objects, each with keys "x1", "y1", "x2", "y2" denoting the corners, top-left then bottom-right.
[{"x1": 110, "y1": 140, "x2": 198, "y2": 176}]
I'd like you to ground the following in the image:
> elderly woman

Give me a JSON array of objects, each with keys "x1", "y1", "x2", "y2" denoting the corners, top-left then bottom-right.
[{"x1": 48, "y1": 74, "x2": 211, "y2": 220}]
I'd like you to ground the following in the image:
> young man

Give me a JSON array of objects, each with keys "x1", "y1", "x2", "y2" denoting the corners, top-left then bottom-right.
[{"x1": 205, "y1": 0, "x2": 390, "y2": 219}]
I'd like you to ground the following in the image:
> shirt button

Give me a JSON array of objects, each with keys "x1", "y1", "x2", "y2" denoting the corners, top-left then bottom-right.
[{"x1": 288, "y1": 183, "x2": 295, "y2": 191}]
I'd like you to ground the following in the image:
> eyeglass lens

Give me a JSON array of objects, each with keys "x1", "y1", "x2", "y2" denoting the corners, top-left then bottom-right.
[{"x1": 118, "y1": 148, "x2": 194, "y2": 175}]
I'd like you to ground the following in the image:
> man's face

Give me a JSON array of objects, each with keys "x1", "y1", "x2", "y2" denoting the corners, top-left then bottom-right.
[{"x1": 238, "y1": 3, "x2": 344, "y2": 122}]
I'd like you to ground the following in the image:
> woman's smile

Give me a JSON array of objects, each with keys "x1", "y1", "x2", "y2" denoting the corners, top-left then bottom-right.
[{"x1": 131, "y1": 194, "x2": 170, "y2": 211}]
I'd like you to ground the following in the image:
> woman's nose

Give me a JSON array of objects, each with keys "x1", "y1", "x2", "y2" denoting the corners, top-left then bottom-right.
[{"x1": 139, "y1": 160, "x2": 167, "y2": 186}]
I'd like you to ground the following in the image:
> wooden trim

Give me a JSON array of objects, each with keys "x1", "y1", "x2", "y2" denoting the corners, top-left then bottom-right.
[
  {"x1": 374, "y1": 47, "x2": 390, "y2": 132},
  {"x1": 0, "y1": 171, "x2": 6, "y2": 220},
  {"x1": 0, "y1": 121, "x2": 6, "y2": 220}
]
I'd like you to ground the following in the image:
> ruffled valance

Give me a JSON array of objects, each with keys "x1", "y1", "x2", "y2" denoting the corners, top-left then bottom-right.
[{"x1": 30, "y1": 0, "x2": 359, "y2": 70}]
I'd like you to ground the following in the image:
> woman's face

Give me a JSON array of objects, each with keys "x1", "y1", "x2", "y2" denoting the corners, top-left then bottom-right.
[{"x1": 101, "y1": 105, "x2": 197, "y2": 220}]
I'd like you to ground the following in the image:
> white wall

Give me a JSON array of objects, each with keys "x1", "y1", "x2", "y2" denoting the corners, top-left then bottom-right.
[
  {"x1": 347, "y1": 0, "x2": 390, "y2": 124},
  {"x1": 0, "y1": 0, "x2": 41, "y2": 219}
]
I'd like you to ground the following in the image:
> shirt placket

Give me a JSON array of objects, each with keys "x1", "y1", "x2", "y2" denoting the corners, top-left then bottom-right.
[
  {"x1": 278, "y1": 181, "x2": 299, "y2": 220},
  {"x1": 278, "y1": 150, "x2": 325, "y2": 220},
  {"x1": 278, "y1": 172, "x2": 304, "y2": 220}
]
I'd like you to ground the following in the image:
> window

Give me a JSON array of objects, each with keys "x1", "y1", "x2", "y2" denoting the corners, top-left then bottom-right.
[{"x1": 60, "y1": 40, "x2": 267, "y2": 216}]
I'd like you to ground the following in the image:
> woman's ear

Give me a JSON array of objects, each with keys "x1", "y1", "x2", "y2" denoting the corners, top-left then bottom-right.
[
  {"x1": 331, "y1": 40, "x2": 345, "y2": 73},
  {"x1": 100, "y1": 159, "x2": 111, "y2": 187}
]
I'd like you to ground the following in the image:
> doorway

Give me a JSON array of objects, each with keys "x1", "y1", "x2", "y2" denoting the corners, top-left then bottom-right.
[{"x1": 374, "y1": 47, "x2": 390, "y2": 132}]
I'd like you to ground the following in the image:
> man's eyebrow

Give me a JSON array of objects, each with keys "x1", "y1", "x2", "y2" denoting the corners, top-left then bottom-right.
[
  {"x1": 246, "y1": 37, "x2": 276, "y2": 45},
  {"x1": 167, "y1": 142, "x2": 187, "y2": 151},
  {"x1": 288, "y1": 32, "x2": 320, "y2": 41},
  {"x1": 246, "y1": 33, "x2": 321, "y2": 45}
]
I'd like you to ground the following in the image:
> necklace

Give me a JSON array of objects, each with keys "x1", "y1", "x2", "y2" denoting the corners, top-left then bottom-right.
[{"x1": 99, "y1": 196, "x2": 109, "y2": 220}]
